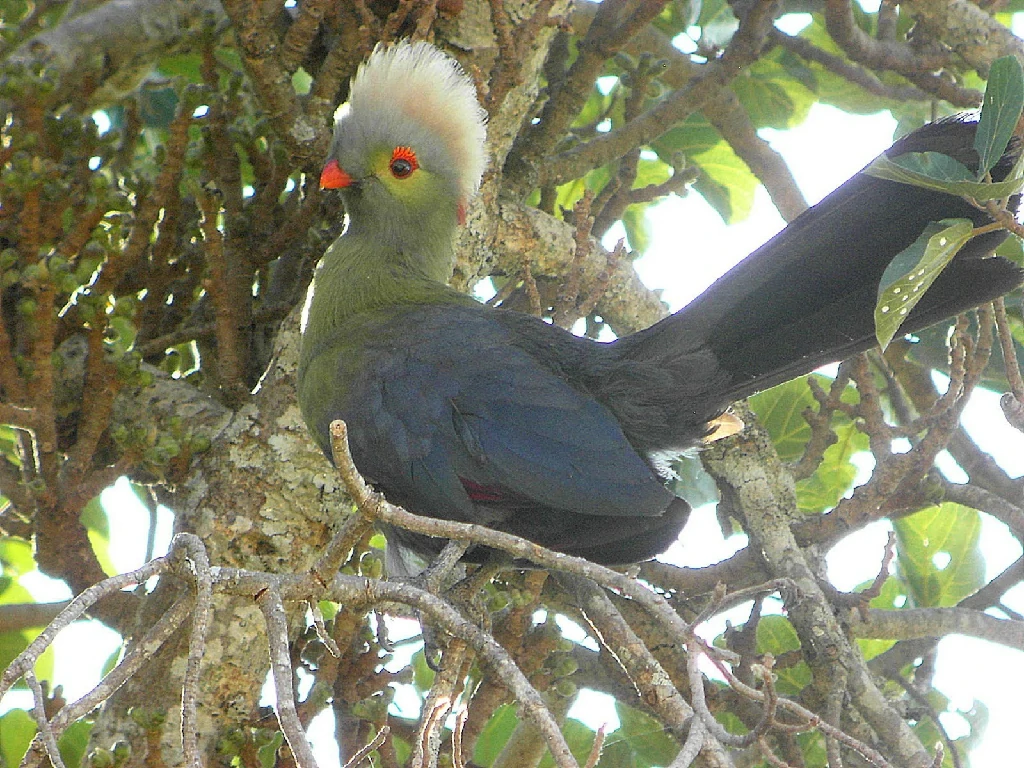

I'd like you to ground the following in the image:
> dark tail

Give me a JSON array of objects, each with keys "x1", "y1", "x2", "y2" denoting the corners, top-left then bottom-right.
[{"x1": 611, "y1": 119, "x2": 1022, "y2": 450}]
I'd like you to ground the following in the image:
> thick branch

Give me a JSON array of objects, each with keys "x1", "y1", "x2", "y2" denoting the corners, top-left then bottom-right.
[
  {"x1": 8, "y1": 0, "x2": 228, "y2": 106},
  {"x1": 852, "y1": 607, "x2": 1024, "y2": 651},
  {"x1": 220, "y1": 0, "x2": 326, "y2": 166},
  {"x1": 702, "y1": 403, "x2": 933, "y2": 768},
  {"x1": 900, "y1": 0, "x2": 1024, "y2": 76},
  {"x1": 824, "y1": 0, "x2": 950, "y2": 74}
]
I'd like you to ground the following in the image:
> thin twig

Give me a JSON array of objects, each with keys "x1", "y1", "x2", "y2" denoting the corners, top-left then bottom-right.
[
  {"x1": 309, "y1": 602, "x2": 340, "y2": 658},
  {"x1": 173, "y1": 533, "x2": 214, "y2": 768},
  {"x1": 668, "y1": 717, "x2": 705, "y2": 768},
  {"x1": 993, "y1": 297, "x2": 1024, "y2": 401},
  {"x1": 311, "y1": 512, "x2": 374, "y2": 587},
  {"x1": 582, "y1": 723, "x2": 606, "y2": 768},
  {"x1": 258, "y1": 586, "x2": 320, "y2": 768},
  {"x1": 341, "y1": 725, "x2": 390, "y2": 768},
  {"x1": 25, "y1": 669, "x2": 66, "y2": 768}
]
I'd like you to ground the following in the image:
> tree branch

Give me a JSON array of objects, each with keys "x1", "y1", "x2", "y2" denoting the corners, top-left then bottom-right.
[
  {"x1": 8, "y1": 0, "x2": 228, "y2": 107},
  {"x1": 901, "y1": 0, "x2": 1024, "y2": 76},
  {"x1": 852, "y1": 606, "x2": 1024, "y2": 650}
]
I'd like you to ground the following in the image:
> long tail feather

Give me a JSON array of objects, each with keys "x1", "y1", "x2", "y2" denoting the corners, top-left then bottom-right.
[{"x1": 622, "y1": 119, "x2": 1021, "y2": 407}]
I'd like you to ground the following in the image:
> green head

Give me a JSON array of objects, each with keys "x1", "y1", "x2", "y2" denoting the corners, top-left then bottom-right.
[{"x1": 320, "y1": 41, "x2": 487, "y2": 269}]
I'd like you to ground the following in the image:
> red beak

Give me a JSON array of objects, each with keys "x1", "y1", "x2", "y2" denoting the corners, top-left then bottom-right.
[{"x1": 320, "y1": 159, "x2": 353, "y2": 189}]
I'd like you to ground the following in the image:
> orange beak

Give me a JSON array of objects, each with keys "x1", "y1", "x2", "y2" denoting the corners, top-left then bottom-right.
[{"x1": 320, "y1": 159, "x2": 353, "y2": 189}]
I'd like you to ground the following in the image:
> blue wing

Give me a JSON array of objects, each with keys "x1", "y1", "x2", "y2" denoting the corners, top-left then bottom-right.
[{"x1": 310, "y1": 304, "x2": 675, "y2": 534}]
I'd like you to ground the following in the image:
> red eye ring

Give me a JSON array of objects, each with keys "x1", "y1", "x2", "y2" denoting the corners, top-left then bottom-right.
[{"x1": 390, "y1": 146, "x2": 419, "y2": 179}]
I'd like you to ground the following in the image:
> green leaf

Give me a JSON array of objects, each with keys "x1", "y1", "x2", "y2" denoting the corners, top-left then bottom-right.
[
  {"x1": 157, "y1": 53, "x2": 203, "y2": 82},
  {"x1": 749, "y1": 377, "x2": 822, "y2": 462},
  {"x1": 552, "y1": 164, "x2": 613, "y2": 222},
  {"x1": 392, "y1": 732, "x2": 411, "y2": 766},
  {"x1": 795, "y1": 418, "x2": 868, "y2": 514},
  {"x1": 472, "y1": 704, "x2": 517, "y2": 766},
  {"x1": 316, "y1": 600, "x2": 339, "y2": 621},
  {"x1": 411, "y1": 648, "x2": 435, "y2": 692},
  {"x1": 894, "y1": 503, "x2": 985, "y2": 607},
  {"x1": 0, "y1": 539, "x2": 35, "y2": 577},
  {"x1": 621, "y1": 204, "x2": 651, "y2": 254},
  {"x1": 136, "y1": 87, "x2": 181, "y2": 130},
  {"x1": 912, "y1": 717, "x2": 958, "y2": 768},
  {"x1": 864, "y1": 152, "x2": 1024, "y2": 200},
  {"x1": 795, "y1": 730, "x2": 828, "y2": 768},
  {"x1": 975, "y1": 56, "x2": 1024, "y2": 178},
  {"x1": 774, "y1": 660, "x2": 813, "y2": 697},
  {"x1": 573, "y1": 83, "x2": 616, "y2": 130},
  {"x1": 257, "y1": 731, "x2": 284, "y2": 768},
  {"x1": 102, "y1": 646, "x2": 121, "y2": 677},
  {"x1": 653, "y1": 114, "x2": 757, "y2": 222},
  {"x1": 701, "y1": 15, "x2": 739, "y2": 49},
  {"x1": 995, "y1": 230, "x2": 1024, "y2": 266},
  {"x1": 58, "y1": 719, "x2": 93, "y2": 768},
  {"x1": 756, "y1": 615, "x2": 811, "y2": 695},
  {"x1": 749, "y1": 375, "x2": 867, "y2": 513},
  {"x1": 867, "y1": 151, "x2": 973, "y2": 185},
  {"x1": 695, "y1": 0, "x2": 731, "y2": 28},
  {"x1": 957, "y1": 700, "x2": 989, "y2": 759},
  {"x1": 874, "y1": 219, "x2": 976, "y2": 350},
  {"x1": 714, "y1": 710, "x2": 751, "y2": 739},
  {"x1": 0, "y1": 576, "x2": 55, "y2": 685},
  {"x1": 0, "y1": 576, "x2": 33, "y2": 607},
  {"x1": 539, "y1": 719, "x2": 601, "y2": 768},
  {"x1": 107, "y1": 316, "x2": 137, "y2": 357},
  {"x1": 756, "y1": 614, "x2": 801, "y2": 654},
  {"x1": 612, "y1": 702, "x2": 680, "y2": 765},
  {"x1": 691, "y1": 140, "x2": 757, "y2": 222},
  {"x1": 0, "y1": 426, "x2": 22, "y2": 468},
  {"x1": 291, "y1": 68, "x2": 312, "y2": 96},
  {"x1": 0, "y1": 709, "x2": 35, "y2": 768},
  {"x1": 731, "y1": 55, "x2": 815, "y2": 130},
  {"x1": 0, "y1": 626, "x2": 55, "y2": 689},
  {"x1": 80, "y1": 495, "x2": 110, "y2": 539},
  {"x1": 633, "y1": 157, "x2": 672, "y2": 189},
  {"x1": 855, "y1": 577, "x2": 905, "y2": 660},
  {"x1": 0, "y1": 630, "x2": 31, "y2": 682},
  {"x1": 867, "y1": 573, "x2": 906, "y2": 611},
  {"x1": 655, "y1": 113, "x2": 722, "y2": 157},
  {"x1": 796, "y1": 18, "x2": 930, "y2": 120}
]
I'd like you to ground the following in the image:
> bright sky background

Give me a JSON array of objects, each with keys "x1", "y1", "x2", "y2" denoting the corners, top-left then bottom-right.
[{"x1": 7, "y1": 8, "x2": 1024, "y2": 768}]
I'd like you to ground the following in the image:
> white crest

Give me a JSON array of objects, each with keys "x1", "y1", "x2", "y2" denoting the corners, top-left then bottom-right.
[{"x1": 348, "y1": 41, "x2": 487, "y2": 200}]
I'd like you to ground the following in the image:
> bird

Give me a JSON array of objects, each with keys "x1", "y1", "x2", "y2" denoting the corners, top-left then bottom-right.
[{"x1": 298, "y1": 41, "x2": 1022, "y2": 569}]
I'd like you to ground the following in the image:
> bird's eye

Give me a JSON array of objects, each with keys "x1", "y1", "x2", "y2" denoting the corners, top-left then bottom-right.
[
  {"x1": 391, "y1": 158, "x2": 413, "y2": 178},
  {"x1": 390, "y1": 146, "x2": 419, "y2": 179}
]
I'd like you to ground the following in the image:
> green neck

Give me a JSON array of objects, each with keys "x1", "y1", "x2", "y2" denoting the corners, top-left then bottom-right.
[{"x1": 299, "y1": 223, "x2": 473, "y2": 370}]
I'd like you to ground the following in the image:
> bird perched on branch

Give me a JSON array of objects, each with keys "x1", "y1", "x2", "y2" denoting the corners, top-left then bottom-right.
[{"x1": 299, "y1": 41, "x2": 1022, "y2": 568}]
